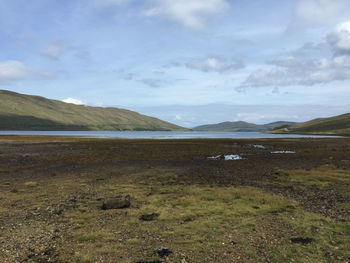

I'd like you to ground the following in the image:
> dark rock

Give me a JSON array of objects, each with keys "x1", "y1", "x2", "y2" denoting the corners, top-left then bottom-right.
[
  {"x1": 290, "y1": 237, "x2": 314, "y2": 244},
  {"x1": 155, "y1": 247, "x2": 172, "y2": 257},
  {"x1": 136, "y1": 261, "x2": 162, "y2": 263},
  {"x1": 139, "y1": 213, "x2": 160, "y2": 221},
  {"x1": 102, "y1": 195, "x2": 131, "y2": 210}
]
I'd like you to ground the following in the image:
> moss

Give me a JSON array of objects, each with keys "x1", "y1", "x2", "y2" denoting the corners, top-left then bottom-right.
[
  {"x1": 74, "y1": 252, "x2": 93, "y2": 263},
  {"x1": 125, "y1": 238, "x2": 141, "y2": 245},
  {"x1": 75, "y1": 232, "x2": 107, "y2": 242}
]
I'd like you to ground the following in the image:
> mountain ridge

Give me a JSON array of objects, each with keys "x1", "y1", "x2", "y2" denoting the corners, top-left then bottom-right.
[
  {"x1": 0, "y1": 90, "x2": 187, "y2": 131},
  {"x1": 270, "y1": 113, "x2": 350, "y2": 136},
  {"x1": 193, "y1": 121, "x2": 298, "y2": 132}
]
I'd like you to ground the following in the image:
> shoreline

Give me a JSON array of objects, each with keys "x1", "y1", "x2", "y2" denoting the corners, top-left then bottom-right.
[{"x1": 0, "y1": 130, "x2": 343, "y2": 140}]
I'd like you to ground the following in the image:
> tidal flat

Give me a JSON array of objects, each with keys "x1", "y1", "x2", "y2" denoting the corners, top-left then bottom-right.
[{"x1": 0, "y1": 136, "x2": 349, "y2": 262}]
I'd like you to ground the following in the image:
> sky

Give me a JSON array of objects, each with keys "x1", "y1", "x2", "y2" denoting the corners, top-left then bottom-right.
[{"x1": 1, "y1": 0, "x2": 350, "y2": 127}]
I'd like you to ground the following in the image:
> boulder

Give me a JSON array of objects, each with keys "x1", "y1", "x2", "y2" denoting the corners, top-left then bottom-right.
[
  {"x1": 102, "y1": 195, "x2": 131, "y2": 210},
  {"x1": 139, "y1": 213, "x2": 160, "y2": 221},
  {"x1": 155, "y1": 247, "x2": 172, "y2": 257}
]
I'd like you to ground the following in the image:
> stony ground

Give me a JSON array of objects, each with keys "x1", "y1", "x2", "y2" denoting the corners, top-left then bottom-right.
[{"x1": 0, "y1": 136, "x2": 349, "y2": 263}]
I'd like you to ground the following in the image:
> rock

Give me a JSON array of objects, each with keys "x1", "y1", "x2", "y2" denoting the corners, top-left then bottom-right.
[
  {"x1": 155, "y1": 247, "x2": 172, "y2": 257},
  {"x1": 136, "y1": 261, "x2": 162, "y2": 263},
  {"x1": 102, "y1": 195, "x2": 131, "y2": 210},
  {"x1": 139, "y1": 213, "x2": 160, "y2": 221},
  {"x1": 290, "y1": 237, "x2": 314, "y2": 244}
]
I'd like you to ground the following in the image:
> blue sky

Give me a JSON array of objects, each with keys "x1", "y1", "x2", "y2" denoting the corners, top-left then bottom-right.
[{"x1": 1, "y1": 0, "x2": 350, "y2": 127}]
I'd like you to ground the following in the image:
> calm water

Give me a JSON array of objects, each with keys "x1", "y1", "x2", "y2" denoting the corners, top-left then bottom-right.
[{"x1": 0, "y1": 131, "x2": 340, "y2": 139}]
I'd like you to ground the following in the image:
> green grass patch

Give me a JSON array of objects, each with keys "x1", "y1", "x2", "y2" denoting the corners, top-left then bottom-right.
[
  {"x1": 75, "y1": 232, "x2": 107, "y2": 242},
  {"x1": 282, "y1": 166, "x2": 350, "y2": 188}
]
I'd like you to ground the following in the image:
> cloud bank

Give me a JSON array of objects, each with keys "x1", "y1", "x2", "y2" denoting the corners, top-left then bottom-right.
[
  {"x1": 239, "y1": 21, "x2": 350, "y2": 90},
  {"x1": 186, "y1": 56, "x2": 244, "y2": 73},
  {"x1": 143, "y1": 0, "x2": 229, "y2": 29},
  {"x1": 0, "y1": 61, "x2": 53, "y2": 84},
  {"x1": 290, "y1": 0, "x2": 350, "y2": 28}
]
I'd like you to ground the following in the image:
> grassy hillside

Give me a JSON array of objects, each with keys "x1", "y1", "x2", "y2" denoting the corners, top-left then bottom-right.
[
  {"x1": 0, "y1": 90, "x2": 187, "y2": 131},
  {"x1": 270, "y1": 113, "x2": 350, "y2": 136},
  {"x1": 193, "y1": 121, "x2": 297, "y2": 132}
]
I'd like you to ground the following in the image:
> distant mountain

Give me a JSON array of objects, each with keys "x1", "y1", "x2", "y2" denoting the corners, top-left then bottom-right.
[
  {"x1": 193, "y1": 121, "x2": 297, "y2": 132},
  {"x1": 0, "y1": 90, "x2": 187, "y2": 131},
  {"x1": 270, "y1": 113, "x2": 350, "y2": 136}
]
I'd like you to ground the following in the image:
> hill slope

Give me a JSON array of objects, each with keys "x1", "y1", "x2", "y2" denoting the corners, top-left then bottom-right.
[
  {"x1": 0, "y1": 90, "x2": 187, "y2": 131},
  {"x1": 270, "y1": 113, "x2": 350, "y2": 136},
  {"x1": 193, "y1": 121, "x2": 297, "y2": 132}
]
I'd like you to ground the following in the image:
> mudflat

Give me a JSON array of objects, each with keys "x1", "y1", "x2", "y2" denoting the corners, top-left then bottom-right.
[{"x1": 0, "y1": 136, "x2": 349, "y2": 262}]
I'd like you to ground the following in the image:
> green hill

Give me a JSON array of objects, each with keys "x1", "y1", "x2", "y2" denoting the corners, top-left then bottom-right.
[
  {"x1": 193, "y1": 121, "x2": 297, "y2": 132},
  {"x1": 270, "y1": 113, "x2": 350, "y2": 136},
  {"x1": 0, "y1": 90, "x2": 187, "y2": 131}
]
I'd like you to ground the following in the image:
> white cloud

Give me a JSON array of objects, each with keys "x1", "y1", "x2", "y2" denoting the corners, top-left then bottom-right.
[
  {"x1": 240, "y1": 69, "x2": 292, "y2": 89},
  {"x1": 268, "y1": 56, "x2": 347, "y2": 72},
  {"x1": 290, "y1": 0, "x2": 350, "y2": 28},
  {"x1": 62, "y1": 98, "x2": 85, "y2": 105},
  {"x1": 94, "y1": 0, "x2": 130, "y2": 7},
  {"x1": 175, "y1": 114, "x2": 182, "y2": 120},
  {"x1": 0, "y1": 61, "x2": 30, "y2": 82},
  {"x1": 40, "y1": 42, "x2": 62, "y2": 60},
  {"x1": 143, "y1": 0, "x2": 229, "y2": 29},
  {"x1": 328, "y1": 21, "x2": 350, "y2": 55},
  {"x1": 0, "y1": 60, "x2": 53, "y2": 84},
  {"x1": 186, "y1": 56, "x2": 244, "y2": 73}
]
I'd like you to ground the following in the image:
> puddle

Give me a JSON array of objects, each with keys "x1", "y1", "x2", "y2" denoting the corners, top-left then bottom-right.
[
  {"x1": 271, "y1": 151, "x2": 296, "y2": 154},
  {"x1": 208, "y1": 154, "x2": 244, "y2": 160}
]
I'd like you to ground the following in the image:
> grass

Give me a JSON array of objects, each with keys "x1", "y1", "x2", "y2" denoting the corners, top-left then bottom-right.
[
  {"x1": 277, "y1": 210, "x2": 350, "y2": 262},
  {"x1": 75, "y1": 232, "x2": 111, "y2": 242},
  {"x1": 24, "y1": 181, "x2": 38, "y2": 187},
  {"x1": 60, "y1": 181, "x2": 349, "y2": 262},
  {"x1": 274, "y1": 166, "x2": 350, "y2": 188}
]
